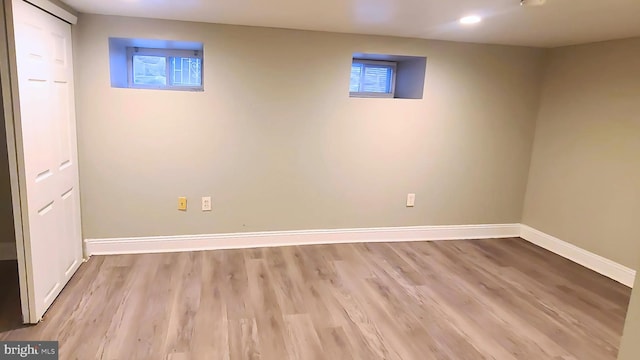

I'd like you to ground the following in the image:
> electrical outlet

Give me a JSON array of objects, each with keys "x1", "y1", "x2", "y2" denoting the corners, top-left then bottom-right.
[
  {"x1": 202, "y1": 196, "x2": 212, "y2": 211},
  {"x1": 406, "y1": 193, "x2": 416, "y2": 207},
  {"x1": 178, "y1": 197, "x2": 187, "y2": 211}
]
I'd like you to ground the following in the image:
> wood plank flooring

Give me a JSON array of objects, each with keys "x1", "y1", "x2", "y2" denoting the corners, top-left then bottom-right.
[{"x1": 0, "y1": 238, "x2": 632, "y2": 359}]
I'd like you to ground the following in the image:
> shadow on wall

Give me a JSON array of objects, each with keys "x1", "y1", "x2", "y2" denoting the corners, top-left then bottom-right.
[
  {"x1": 0, "y1": 260, "x2": 25, "y2": 333},
  {"x1": 0, "y1": 76, "x2": 17, "y2": 261}
]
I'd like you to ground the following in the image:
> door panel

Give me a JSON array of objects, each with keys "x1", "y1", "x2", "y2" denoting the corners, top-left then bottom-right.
[
  {"x1": 12, "y1": 0, "x2": 82, "y2": 321},
  {"x1": 60, "y1": 186, "x2": 79, "y2": 278}
]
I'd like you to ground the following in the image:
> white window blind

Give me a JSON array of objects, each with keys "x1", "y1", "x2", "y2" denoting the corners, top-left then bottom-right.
[{"x1": 350, "y1": 60, "x2": 396, "y2": 98}]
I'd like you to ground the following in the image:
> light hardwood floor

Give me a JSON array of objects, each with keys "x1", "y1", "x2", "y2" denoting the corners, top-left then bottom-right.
[{"x1": 0, "y1": 238, "x2": 632, "y2": 359}]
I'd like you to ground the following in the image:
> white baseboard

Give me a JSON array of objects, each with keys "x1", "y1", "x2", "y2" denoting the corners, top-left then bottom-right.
[
  {"x1": 84, "y1": 223, "x2": 635, "y2": 288},
  {"x1": 85, "y1": 223, "x2": 520, "y2": 256},
  {"x1": 0, "y1": 242, "x2": 17, "y2": 261},
  {"x1": 520, "y1": 225, "x2": 636, "y2": 287}
]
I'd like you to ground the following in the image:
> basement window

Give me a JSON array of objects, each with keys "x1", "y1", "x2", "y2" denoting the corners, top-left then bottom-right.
[
  {"x1": 349, "y1": 53, "x2": 427, "y2": 99},
  {"x1": 128, "y1": 48, "x2": 202, "y2": 90},
  {"x1": 350, "y1": 60, "x2": 397, "y2": 98},
  {"x1": 109, "y1": 38, "x2": 204, "y2": 91}
]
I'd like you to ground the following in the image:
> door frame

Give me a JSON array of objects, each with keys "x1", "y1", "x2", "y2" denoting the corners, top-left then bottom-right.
[
  {"x1": 0, "y1": 0, "x2": 79, "y2": 324},
  {"x1": 0, "y1": 0, "x2": 31, "y2": 324}
]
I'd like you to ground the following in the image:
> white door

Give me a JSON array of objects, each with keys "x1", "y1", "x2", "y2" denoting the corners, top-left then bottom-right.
[{"x1": 12, "y1": 0, "x2": 82, "y2": 322}]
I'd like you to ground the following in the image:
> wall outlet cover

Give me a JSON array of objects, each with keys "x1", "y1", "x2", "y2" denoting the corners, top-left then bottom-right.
[
  {"x1": 178, "y1": 197, "x2": 187, "y2": 211},
  {"x1": 202, "y1": 196, "x2": 212, "y2": 211}
]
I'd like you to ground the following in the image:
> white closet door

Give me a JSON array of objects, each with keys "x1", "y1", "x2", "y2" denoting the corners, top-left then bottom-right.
[{"x1": 12, "y1": 0, "x2": 82, "y2": 322}]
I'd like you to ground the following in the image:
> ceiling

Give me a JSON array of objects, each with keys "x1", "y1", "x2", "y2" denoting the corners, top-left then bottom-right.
[{"x1": 61, "y1": 0, "x2": 640, "y2": 47}]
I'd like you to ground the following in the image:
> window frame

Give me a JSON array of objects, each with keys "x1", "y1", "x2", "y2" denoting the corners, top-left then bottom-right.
[
  {"x1": 349, "y1": 59, "x2": 397, "y2": 98},
  {"x1": 126, "y1": 47, "x2": 204, "y2": 91}
]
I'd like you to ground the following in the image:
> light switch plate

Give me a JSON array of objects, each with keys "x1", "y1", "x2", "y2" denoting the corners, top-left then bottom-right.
[{"x1": 406, "y1": 193, "x2": 416, "y2": 207}]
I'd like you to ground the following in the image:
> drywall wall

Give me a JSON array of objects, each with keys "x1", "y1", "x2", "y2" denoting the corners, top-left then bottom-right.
[
  {"x1": 522, "y1": 38, "x2": 640, "y2": 270},
  {"x1": 73, "y1": 14, "x2": 545, "y2": 239},
  {"x1": 618, "y1": 272, "x2": 640, "y2": 359}
]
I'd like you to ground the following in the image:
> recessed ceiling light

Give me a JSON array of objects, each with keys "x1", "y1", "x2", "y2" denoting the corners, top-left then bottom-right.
[{"x1": 459, "y1": 15, "x2": 482, "y2": 25}]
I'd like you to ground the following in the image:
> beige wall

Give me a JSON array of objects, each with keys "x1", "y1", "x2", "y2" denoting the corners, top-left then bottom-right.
[
  {"x1": 73, "y1": 14, "x2": 545, "y2": 239},
  {"x1": 522, "y1": 38, "x2": 640, "y2": 270}
]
